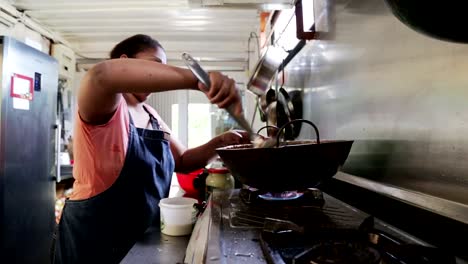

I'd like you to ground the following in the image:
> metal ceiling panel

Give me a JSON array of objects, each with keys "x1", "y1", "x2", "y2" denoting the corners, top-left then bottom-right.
[{"x1": 9, "y1": 0, "x2": 265, "y2": 69}]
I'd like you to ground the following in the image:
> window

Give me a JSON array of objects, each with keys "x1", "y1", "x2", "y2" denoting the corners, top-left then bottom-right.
[
  {"x1": 170, "y1": 85, "x2": 246, "y2": 149},
  {"x1": 187, "y1": 104, "x2": 211, "y2": 149},
  {"x1": 171, "y1": 104, "x2": 179, "y2": 140}
]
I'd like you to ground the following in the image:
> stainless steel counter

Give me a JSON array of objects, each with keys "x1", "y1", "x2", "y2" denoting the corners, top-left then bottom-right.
[
  {"x1": 121, "y1": 225, "x2": 190, "y2": 264},
  {"x1": 202, "y1": 189, "x2": 467, "y2": 264}
]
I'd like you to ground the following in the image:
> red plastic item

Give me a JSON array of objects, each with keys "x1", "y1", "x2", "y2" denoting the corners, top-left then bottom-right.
[{"x1": 176, "y1": 168, "x2": 204, "y2": 194}]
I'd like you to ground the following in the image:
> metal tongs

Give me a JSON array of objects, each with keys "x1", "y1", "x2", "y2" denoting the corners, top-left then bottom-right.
[{"x1": 182, "y1": 53, "x2": 275, "y2": 148}]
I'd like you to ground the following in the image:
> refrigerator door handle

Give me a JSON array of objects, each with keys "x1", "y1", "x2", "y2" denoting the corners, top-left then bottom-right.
[{"x1": 55, "y1": 121, "x2": 61, "y2": 182}]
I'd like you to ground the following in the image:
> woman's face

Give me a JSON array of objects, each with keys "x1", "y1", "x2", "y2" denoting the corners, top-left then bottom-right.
[
  {"x1": 134, "y1": 47, "x2": 167, "y2": 64},
  {"x1": 125, "y1": 47, "x2": 167, "y2": 102}
]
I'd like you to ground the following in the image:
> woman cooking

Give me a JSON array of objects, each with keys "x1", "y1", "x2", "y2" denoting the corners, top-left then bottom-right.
[{"x1": 52, "y1": 34, "x2": 250, "y2": 263}]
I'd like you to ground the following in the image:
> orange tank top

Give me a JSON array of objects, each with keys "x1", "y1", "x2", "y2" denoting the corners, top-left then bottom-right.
[{"x1": 70, "y1": 98, "x2": 130, "y2": 200}]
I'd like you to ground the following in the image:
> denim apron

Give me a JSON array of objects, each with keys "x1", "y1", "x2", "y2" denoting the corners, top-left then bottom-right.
[{"x1": 53, "y1": 106, "x2": 174, "y2": 264}]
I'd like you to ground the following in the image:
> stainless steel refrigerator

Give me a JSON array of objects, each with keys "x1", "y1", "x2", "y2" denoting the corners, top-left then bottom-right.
[{"x1": 0, "y1": 36, "x2": 58, "y2": 263}]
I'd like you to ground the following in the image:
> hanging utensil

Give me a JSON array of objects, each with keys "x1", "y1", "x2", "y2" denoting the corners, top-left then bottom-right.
[
  {"x1": 258, "y1": 88, "x2": 276, "y2": 123},
  {"x1": 247, "y1": 46, "x2": 285, "y2": 96},
  {"x1": 276, "y1": 68, "x2": 295, "y2": 140}
]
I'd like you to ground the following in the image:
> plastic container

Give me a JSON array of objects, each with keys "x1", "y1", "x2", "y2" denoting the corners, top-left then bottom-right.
[
  {"x1": 159, "y1": 197, "x2": 198, "y2": 236},
  {"x1": 176, "y1": 168, "x2": 204, "y2": 194},
  {"x1": 205, "y1": 167, "x2": 234, "y2": 199}
]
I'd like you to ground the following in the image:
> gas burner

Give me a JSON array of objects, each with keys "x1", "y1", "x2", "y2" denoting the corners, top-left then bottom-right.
[
  {"x1": 239, "y1": 186, "x2": 325, "y2": 207},
  {"x1": 229, "y1": 188, "x2": 327, "y2": 229},
  {"x1": 307, "y1": 241, "x2": 381, "y2": 264},
  {"x1": 258, "y1": 191, "x2": 303, "y2": 201},
  {"x1": 260, "y1": 217, "x2": 457, "y2": 264},
  {"x1": 261, "y1": 239, "x2": 382, "y2": 264}
]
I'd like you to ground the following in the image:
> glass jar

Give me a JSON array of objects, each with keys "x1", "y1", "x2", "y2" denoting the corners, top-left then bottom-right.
[{"x1": 205, "y1": 167, "x2": 234, "y2": 199}]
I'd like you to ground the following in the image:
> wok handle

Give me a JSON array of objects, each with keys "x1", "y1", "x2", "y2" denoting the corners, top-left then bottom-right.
[
  {"x1": 276, "y1": 119, "x2": 320, "y2": 147},
  {"x1": 256, "y1": 125, "x2": 279, "y2": 137}
]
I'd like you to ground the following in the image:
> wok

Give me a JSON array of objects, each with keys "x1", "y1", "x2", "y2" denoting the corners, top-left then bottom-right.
[{"x1": 216, "y1": 120, "x2": 354, "y2": 192}]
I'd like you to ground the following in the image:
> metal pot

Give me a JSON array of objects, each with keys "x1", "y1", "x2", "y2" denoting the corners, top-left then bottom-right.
[
  {"x1": 247, "y1": 46, "x2": 285, "y2": 96},
  {"x1": 216, "y1": 120, "x2": 354, "y2": 192}
]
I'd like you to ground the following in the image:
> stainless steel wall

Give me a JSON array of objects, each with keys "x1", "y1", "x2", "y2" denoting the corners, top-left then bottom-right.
[{"x1": 284, "y1": 0, "x2": 468, "y2": 222}]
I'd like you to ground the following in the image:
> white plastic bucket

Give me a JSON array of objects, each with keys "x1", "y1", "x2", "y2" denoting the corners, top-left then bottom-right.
[{"x1": 159, "y1": 197, "x2": 198, "y2": 236}]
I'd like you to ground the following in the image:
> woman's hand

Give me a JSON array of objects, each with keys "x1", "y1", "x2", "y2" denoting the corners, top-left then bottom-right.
[
  {"x1": 216, "y1": 130, "x2": 251, "y2": 148},
  {"x1": 172, "y1": 129, "x2": 251, "y2": 173},
  {"x1": 198, "y1": 72, "x2": 243, "y2": 116}
]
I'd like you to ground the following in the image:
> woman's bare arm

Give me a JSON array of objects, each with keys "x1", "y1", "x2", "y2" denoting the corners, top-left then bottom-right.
[{"x1": 78, "y1": 59, "x2": 198, "y2": 124}]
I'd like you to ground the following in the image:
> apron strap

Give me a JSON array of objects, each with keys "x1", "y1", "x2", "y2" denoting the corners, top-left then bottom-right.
[
  {"x1": 127, "y1": 105, "x2": 161, "y2": 130},
  {"x1": 128, "y1": 111, "x2": 135, "y2": 125},
  {"x1": 142, "y1": 105, "x2": 161, "y2": 130}
]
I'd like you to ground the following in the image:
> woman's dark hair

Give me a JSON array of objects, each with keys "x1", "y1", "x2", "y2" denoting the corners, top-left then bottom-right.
[{"x1": 110, "y1": 34, "x2": 164, "y2": 59}]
